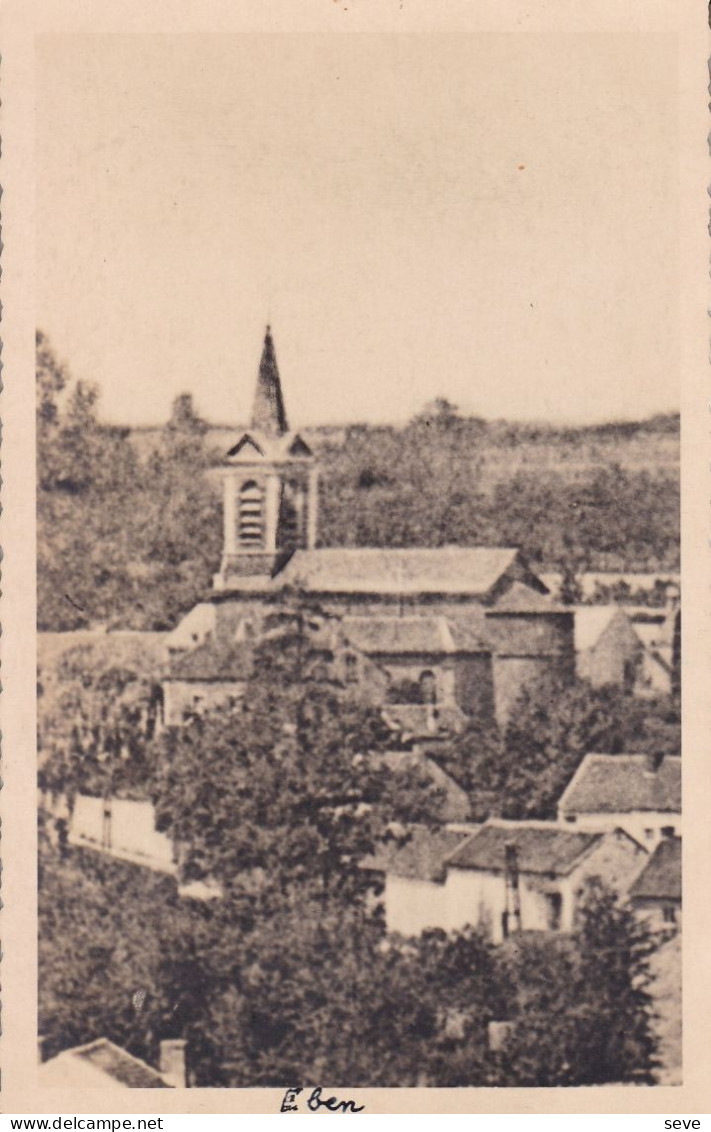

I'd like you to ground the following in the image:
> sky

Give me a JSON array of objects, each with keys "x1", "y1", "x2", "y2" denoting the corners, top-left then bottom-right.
[{"x1": 36, "y1": 33, "x2": 679, "y2": 428}]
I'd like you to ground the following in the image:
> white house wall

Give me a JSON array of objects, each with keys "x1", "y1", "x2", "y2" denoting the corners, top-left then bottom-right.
[
  {"x1": 382, "y1": 875, "x2": 449, "y2": 936},
  {"x1": 567, "y1": 827, "x2": 650, "y2": 898},
  {"x1": 443, "y1": 869, "x2": 558, "y2": 943},
  {"x1": 69, "y1": 794, "x2": 175, "y2": 872}
]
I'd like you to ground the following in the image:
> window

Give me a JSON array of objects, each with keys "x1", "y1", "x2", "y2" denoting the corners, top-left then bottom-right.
[
  {"x1": 663, "y1": 905, "x2": 677, "y2": 924},
  {"x1": 661, "y1": 825, "x2": 676, "y2": 838},
  {"x1": 344, "y1": 653, "x2": 359, "y2": 684},
  {"x1": 644, "y1": 828, "x2": 655, "y2": 841},
  {"x1": 238, "y1": 480, "x2": 264, "y2": 548},
  {"x1": 544, "y1": 892, "x2": 563, "y2": 931},
  {"x1": 623, "y1": 658, "x2": 638, "y2": 693},
  {"x1": 419, "y1": 670, "x2": 437, "y2": 705}
]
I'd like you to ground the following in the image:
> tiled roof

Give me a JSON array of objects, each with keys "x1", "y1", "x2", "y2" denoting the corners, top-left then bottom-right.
[
  {"x1": 71, "y1": 1039, "x2": 171, "y2": 1088},
  {"x1": 558, "y1": 754, "x2": 681, "y2": 816},
  {"x1": 341, "y1": 615, "x2": 488, "y2": 655},
  {"x1": 276, "y1": 547, "x2": 521, "y2": 595},
  {"x1": 167, "y1": 636, "x2": 253, "y2": 682},
  {"x1": 38, "y1": 631, "x2": 168, "y2": 677},
  {"x1": 378, "y1": 751, "x2": 471, "y2": 822},
  {"x1": 487, "y1": 582, "x2": 565, "y2": 615},
  {"x1": 446, "y1": 820, "x2": 601, "y2": 876},
  {"x1": 365, "y1": 825, "x2": 477, "y2": 882},
  {"x1": 341, "y1": 616, "x2": 450, "y2": 654},
  {"x1": 381, "y1": 703, "x2": 468, "y2": 738},
  {"x1": 629, "y1": 836, "x2": 681, "y2": 902},
  {"x1": 165, "y1": 602, "x2": 217, "y2": 650}
]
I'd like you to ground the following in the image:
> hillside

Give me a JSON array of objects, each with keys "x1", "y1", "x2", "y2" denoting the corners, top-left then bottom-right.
[
  {"x1": 129, "y1": 413, "x2": 679, "y2": 482},
  {"x1": 129, "y1": 412, "x2": 680, "y2": 575}
]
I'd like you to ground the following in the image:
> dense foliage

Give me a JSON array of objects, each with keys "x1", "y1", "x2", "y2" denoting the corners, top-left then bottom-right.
[
  {"x1": 151, "y1": 608, "x2": 447, "y2": 907},
  {"x1": 39, "y1": 831, "x2": 659, "y2": 1087},
  {"x1": 39, "y1": 613, "x2": 665, "y2": 1087},
  {"x1": 493, "y1": 879, "x2": 658, "y2": 1086},
  {"x1": 317, "y1": 407, "x2": 679, "y2": 577},
  {"x1": 439, "y1": 678, "x2": 681, "y2": 821},
  {"x1": 38, "y1": 644, "x2": 161, "y2": 803},
  {"x1": 37, "y1": 334, "x2": 678, "y2": 631},
  {"x1": 37, "y1": 332, "x2": 222, "y2": 631}
]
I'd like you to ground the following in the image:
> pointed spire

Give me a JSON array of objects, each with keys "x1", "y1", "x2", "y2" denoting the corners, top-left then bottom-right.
[{"x1": 251, "y1": 324, "x2": 288, "y2": 437}]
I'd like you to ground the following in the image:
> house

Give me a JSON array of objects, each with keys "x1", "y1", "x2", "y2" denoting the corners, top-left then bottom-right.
[
  {"x1": 557, "y1": 752, "x2": 681, "y2": 847},
  {"x1": 647, "y1": 933, "x2": 682, "y2": 1085},
  {"x1": 370, "y1": 818, "x2": 647, "y2": 942},
  {"x1": 38, "y1": 1038, "x2": 186, "y2": 1089},
  {"x1": 628, "y1": 833, "x2": 681, "y2": 930},
  {"x1": 574, "y1": 604, "x2": 680, "y2": 697},
  {"x1": 364, "y1": 824, "x2": 477, "y2": 937},
  {"x1": 575, "y1": 607, "x2": 644, "y2": 690},
  {"x1": 443, "y1": 819, "x2": 648, "y2": 944},
  {"x1": 165, "y1": 326, "x2": 576, "y2": 728},
  {"x1": 69, "y1": 795, "x2": 175, "y2": 872}
]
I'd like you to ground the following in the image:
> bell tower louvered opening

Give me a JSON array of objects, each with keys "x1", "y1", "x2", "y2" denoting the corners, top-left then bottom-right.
[
  {"x1": 238, "y1": 480, "x2": 264, "y2": 548},
  {"x1": 215, "y1": 327, "x2": 319, "y2": 588}
]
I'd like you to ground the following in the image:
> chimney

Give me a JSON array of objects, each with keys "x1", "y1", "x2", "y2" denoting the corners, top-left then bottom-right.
[
  {"x1": 159, "y1": 1039, "x2": 187, "y2": 1088},
  {"x1": 503, "y1": 841, "x2": 522, "y2": 936},
  {"x1": 644, "y1": 751, "x2": 664, "y2": 776},
  {"x1": 488, "y1": 1020, "x2": 514, "y2": 1053}
]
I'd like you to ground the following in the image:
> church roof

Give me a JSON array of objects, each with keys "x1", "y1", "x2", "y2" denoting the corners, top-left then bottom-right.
[
  {"x1": 275, "y1": 547, "x2": 522, "y2": 596},
  {"x1": 251, "y1": 325, "x2": 288, "y2": 437},
  {"x1": 340, "y1": 615, "x2": 487, "y2": 655}
]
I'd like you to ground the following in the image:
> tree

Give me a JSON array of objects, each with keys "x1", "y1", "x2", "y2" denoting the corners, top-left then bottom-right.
[
  {"x1": 38, "y1": 645, "x2": 161, "y2": 804},
  {"x1": 38, "y1": 831, "x2": 180, "y2": 1063},
  {"x1": 36, "y1": 329, "x2": 68, "y2": 489},
  {"x1": 36, "y1": 333, "x2": 223, "y2": 631},
  {"x1": 438, "y1": 676, "x2": 680, "y2": 821},
  {"x1": 495, "y1": 879, "x2": 658, "y2": 1085},
  {"x1": 151, "y1": 605, "x2": 445, "y2": 910},
  {"x1": 36, "y1": 333, "x2": 144, "y2": 629}
]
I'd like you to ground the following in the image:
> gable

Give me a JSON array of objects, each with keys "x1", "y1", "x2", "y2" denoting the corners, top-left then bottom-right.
[
  {"x1": 287, "y1": 434, "x2": 314, "y2": 458},
  {"x1": 226, "y1": 433, "x2": 266, "y2": 459},
  {"x1": 595, "y1": 609, "x2": 642, "y2": 656}
]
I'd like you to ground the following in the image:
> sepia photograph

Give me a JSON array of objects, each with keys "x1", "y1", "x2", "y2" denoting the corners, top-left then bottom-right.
[{"x1": 30, "y1": 28, "x2": 685, "y2": 1097}]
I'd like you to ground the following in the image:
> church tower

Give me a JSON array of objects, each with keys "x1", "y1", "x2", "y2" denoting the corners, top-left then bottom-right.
[{"x1": 214, "y1": 326, "x2": 318, "y2": 589}]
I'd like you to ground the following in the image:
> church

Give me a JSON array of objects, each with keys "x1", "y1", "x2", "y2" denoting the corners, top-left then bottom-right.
[{"x1": 163, "y1": 327, "x2": 576, "y2": 733}]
